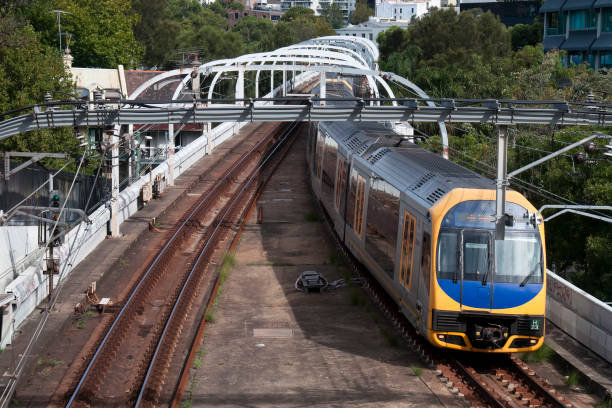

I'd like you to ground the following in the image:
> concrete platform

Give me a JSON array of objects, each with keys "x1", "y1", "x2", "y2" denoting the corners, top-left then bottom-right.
[
  {"x1": 546, "y1": 321, "x2": 612, "y2": 400},
  {"x1": 179, "y1": 133, "x2": 460, "y2": 408}
]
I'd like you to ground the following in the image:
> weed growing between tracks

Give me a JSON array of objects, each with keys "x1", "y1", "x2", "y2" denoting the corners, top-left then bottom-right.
[
  {"x1": 304, "y1": 211, "x2": 322, "y2": 222},
  {"x1": 206, "y1": 252, "x2": 237, "y2": 323},
  {"x1": 522, "y1": 343, "x2": 554, "y2": 363},
  {"x1": 565, "y1": 370, "x2": 580, "y2": 387}
]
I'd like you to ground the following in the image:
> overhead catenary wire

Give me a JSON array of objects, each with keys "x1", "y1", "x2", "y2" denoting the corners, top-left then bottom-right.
[{"x1": 0, "y1": 151, "x2": 88, "y2": 408}]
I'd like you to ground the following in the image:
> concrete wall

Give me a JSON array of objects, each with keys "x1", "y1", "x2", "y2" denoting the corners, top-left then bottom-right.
[
  {"x1": 0, "y1": 71, "x2": 316, "y2": 348},
  {"x1": 547, "y1": 270, "x2": 612, "y2": 364}
]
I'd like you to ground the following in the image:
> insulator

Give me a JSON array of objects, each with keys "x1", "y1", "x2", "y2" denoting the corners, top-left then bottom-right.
[
  {"x1": 584, "y1": 141, "x2": 597, "y2": 154},
  {"x1": 573, "y1": 151, "x2": 586, "y2": 164}
]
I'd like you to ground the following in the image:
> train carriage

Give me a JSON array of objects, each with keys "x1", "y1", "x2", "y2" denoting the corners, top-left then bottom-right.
[{"x1": 306, "y1": 85, "x2": 546, "y2": 353}]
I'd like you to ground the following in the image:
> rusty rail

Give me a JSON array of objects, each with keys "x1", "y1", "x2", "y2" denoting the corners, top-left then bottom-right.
[
  {"x1": 136, "y1": 121, "x2": 300, "y2": 406},
  {"x1": 65, "y1": 124, "x2": 291, "y2": 407}
]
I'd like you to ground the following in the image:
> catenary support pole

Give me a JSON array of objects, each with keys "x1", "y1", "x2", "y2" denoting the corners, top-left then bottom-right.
[{"x1": 495, "y1": 125, "x2": 508, "y2": 240}]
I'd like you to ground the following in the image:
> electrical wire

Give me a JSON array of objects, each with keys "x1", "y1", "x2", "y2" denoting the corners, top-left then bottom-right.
[
  {"x1": 3, "y1": 159, "x2": 75, "y2": 218},
  {"x1": 0, "y1": 151, "x2": 88, "y2": 408}
]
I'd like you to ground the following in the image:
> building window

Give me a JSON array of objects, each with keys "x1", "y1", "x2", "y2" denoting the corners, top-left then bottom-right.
[
  {"x1": 569, "y1": 10, "x2": 597, "y2": 30},
  {"x1": 568, "y1": 51, "x2": 594, "y2": 67},
  {"x1": 603, "y1": 8, "x2": 612, "y2": 32},
  {"x1": 569, "y1": 51, "x2": 584, "y2": 65},
  {"x1": 601, "y1": 52, "x2": 612, "y2": 68},
  {"x1": 546, "y1": 11, "x2": 566, "y2": 35}
]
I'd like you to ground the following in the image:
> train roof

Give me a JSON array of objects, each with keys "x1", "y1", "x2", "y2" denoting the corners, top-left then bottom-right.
[{"x1": 321, "y1": 121, "x2": 494, "y2": 209}]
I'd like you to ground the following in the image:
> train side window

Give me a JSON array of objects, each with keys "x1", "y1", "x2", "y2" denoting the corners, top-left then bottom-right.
[
  {"x1": 399, "y1": 211, "x2": 416, "y2": 289},
  {"x1": 316, "y1": 133, "x2": 324, "y2": 180},
  {"x1": 346, "y1": 167, "x2": 358, "y2": 229},
  {"x1": 437, "y1": 231, "x2": 458, "y2": 280},
  {"x1": 334, "y1": 157, "x2": 348, "y2": 212},
  {"x1": 321, "y1": 136, "x2": 338, "y2": 203},
  {"x1": 353, "y1": 174, "x2": 366, "y2": 237},
  {"x1": 421, "y1": 232, "x2": 431, "y2": 295},
  {"x1": 365, "y1": 178, "x2": 400, "y2": 277}
]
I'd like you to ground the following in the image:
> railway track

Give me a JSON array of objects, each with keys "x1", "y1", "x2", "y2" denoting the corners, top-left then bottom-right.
[
  {"x1": 64, "y1": 121, "x2": 300, "y2": 407},
  {"x1": 317, "y1": 197, "x2": 574, "y2": 408}
]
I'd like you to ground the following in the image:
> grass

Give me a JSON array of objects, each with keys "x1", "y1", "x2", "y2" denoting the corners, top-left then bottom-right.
[
  {"x1": 193, "y1": 358, "x2": 203, "y2": 369},
  {"x1": 196, "y1": 349, "x2": 206, "y2": 356},
  {"x1": 304, "y1": 211, "x2": 322, "y2": 222},
  {"x1": 412, "y1": 366, "x2": 423, "y2": 376},
  {"x1": 349, "y1": 288, "x2": 366, "y2": 306},
  {"x1": 180, "y1": 401, "x2": 192, "y2": 408},
  {"x1": 119, "y1": 259, "x2": 127, "y2": 265},
  {"x1": 380, "y1": 328, "x2": 399, "y2": 347},
  {"x1": 522, "y1": 343, "x2": 555, "y2": 363},
  {"x1": 564, "y1": 370, "x2": 580, "y2": 387},
  {"x1": 595, "y1": 400, "x2": 612, "y2": 408},
  {"x1": 205, "y1": 311, "x2": 216, "y2": 323},
  {"x1": 328, "y1": 250, "x2": 345, "y2": 266},
  {"x1": 37, "y1": 359, "x2": 63, "y2": 367},
  {"x1": 85, "y1": 310, "x2": 94, "y2": 317},
  {"x1": 0, "y1": 348, "x2": 3, "y2": 355},
  {"x1": 76, "y1": 320, "x2": 86, "y2": 329},
  {"x1": 219, "y1": 252, "x2": 236, "y2": 285}
]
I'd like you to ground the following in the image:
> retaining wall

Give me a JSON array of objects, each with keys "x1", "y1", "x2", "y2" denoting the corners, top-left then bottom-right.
[{"x1": 546, "y1": 270, "x2": 612, "y2": 364}]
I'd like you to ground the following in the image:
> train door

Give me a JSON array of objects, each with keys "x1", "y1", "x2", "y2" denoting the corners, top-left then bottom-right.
[
  {"x1": 460, "y1": 230, "x2": 493, "y2": 311},
  {"x1": 345, "y1": 164, "x2": 367, "y2": 241},
  {"x1": 334, "y1": 155, "x2": 348, "y2": 219},
  {"x1": 399, "y1": 210, "x2": 416, "y2": 290},
  {"x1": 353, "y1": 172, "x2": 366, "y2": 239},
  {"x1": 417, "y1": 230, "x2": 431, "y2": 332}
]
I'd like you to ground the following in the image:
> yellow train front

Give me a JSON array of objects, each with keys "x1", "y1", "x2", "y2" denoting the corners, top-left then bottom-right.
[
  {"x1": 307, "y1": 110, "x2": 546, "y2": 353},
  {"x1": 428, "y1": 189, "x2": 546, "y2": 352}
]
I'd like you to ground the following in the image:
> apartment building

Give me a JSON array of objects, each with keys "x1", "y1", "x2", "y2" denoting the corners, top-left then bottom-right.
[{"x1": 540, "y1": 0, "x2": 612, "y2": 69}]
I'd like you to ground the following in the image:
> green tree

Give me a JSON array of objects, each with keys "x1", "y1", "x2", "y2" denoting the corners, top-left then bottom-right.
[
  {"x1": 378, "y1": 9, "x2": 513, "y2": 98},
  {"x1": 280, "y1": 6, "x2": 314, "y2": 22},
  {"x1": 132, "y1": 0, "x2": 181, "y2": 69},
  {"x1": 232, "y1": 16, "x2": 274, "y2": 53},
  {"x1": 261, "y1": 8, "x2": 334, "y2": 50},
  {"x1": 509, "y1": 20, "x2": 543, "y2": 51},
  {"x1": 320, "y1": 3, "x2": 345, "y2": 29},
  {"x1": 0, "y1": 8, "x2": 80, "y2": 163},
  {"x1": 349, "y1": 0, "x2": 373, "y2": 25},
  {"x1": 46, "y1": 0, "x2": 145, "y2": 68}
]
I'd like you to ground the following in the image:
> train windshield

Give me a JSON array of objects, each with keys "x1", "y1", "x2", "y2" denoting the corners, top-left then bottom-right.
[
  {"x1": 495, "y1": 233, "x2": 543, "y2": 284},
  {"x1": 437, "y1": 201, "x2": 543, "y2": 285}
]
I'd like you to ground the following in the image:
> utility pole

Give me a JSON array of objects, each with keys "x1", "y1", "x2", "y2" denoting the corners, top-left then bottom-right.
[
  {"x1": 495, "y1": 126, "x2": 508, "y2": 240},
  {"x1": 49, "y1": 10, "x2": 71, "y2": 56}
]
